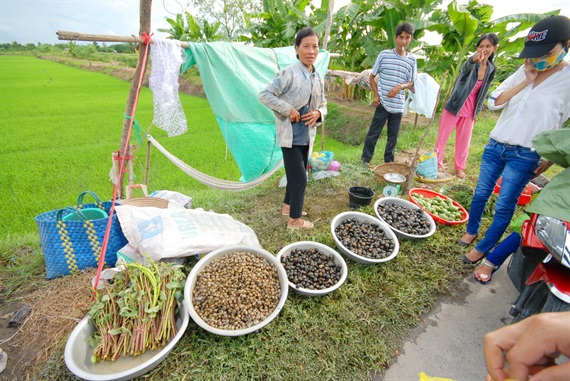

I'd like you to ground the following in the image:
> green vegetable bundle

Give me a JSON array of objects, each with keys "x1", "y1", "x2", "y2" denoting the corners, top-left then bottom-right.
[{"x1": 87, "y1": 261, "x2": 186, "y2": 363}]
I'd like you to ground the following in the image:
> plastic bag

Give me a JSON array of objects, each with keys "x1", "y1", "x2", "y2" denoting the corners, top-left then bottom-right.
[
  {"x1": 310, "y1": 151, "x2": 334, "y2": 171},
  {"x1": 416, "y1": 151, "x2": 438, "y2": 179},
  {"x1": 149, "y1": 190, "x2": 193, "y2": 209},
  {"x1": 418, "y1": 372, "x2": 457, "y2": 381},
  {"x1": 312, "y1": 170, "x2": 341, "y2": 180}
]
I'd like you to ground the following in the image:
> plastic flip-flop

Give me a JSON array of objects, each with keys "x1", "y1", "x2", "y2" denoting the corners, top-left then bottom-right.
[{"x1": 473, "y1": 259, "x2": 498, "y2": 285}]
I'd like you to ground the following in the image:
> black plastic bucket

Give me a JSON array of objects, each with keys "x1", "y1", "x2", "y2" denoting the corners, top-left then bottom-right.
[{"x1": 348, "y1": 186, "x2": 375, "y2": 209}]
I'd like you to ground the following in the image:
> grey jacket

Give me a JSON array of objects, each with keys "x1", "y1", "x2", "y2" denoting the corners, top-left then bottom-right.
[
  {"x1": 444, "y1": 56, "x2": 496, "y2": 117},
  {"x1": 258, "y1": 62, "x2": 327, "y2": 149}
]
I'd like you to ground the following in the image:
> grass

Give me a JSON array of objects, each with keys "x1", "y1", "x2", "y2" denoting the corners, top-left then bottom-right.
[{"x1": 0, "y1": 55, "x2": 562, "y2": 380}]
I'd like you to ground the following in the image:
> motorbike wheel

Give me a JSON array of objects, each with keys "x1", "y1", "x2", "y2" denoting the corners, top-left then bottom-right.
[
  {"x1": 542, "y1": 291, "x2": 570, "y2": 313},
  {"x1": 511, "y1": 282, "x2": 549, "y2": 324}
]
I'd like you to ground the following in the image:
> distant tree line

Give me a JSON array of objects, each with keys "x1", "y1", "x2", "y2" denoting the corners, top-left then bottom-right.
[{"x1": 0, "y1": 41, "x2": 137, "y2": 54}]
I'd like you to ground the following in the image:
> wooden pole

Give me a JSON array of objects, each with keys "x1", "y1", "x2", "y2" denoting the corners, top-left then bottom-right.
[
  {"x1": 56, "y1": 30, "x2": 190, "y2": 48},
  {"x1": 117, "y1": 0, "x2": 152, "y2": 198},
  {"x1": 322, "y1": 0, "x2": 334, "y2": 51},
  {"x1": 319, "y1": 0, "x2": 334, "y2": 153},
  {"x1": 145, "y1": 140, "x2": 151, "y2": 186},
  {"x1": 56, "y1": 30, "x2": 344, "y2": 57}
]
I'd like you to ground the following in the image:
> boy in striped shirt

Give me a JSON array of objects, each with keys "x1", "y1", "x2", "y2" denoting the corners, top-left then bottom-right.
[{"x1": 362, "y1": 22, "x2": 417, "y2": 166}]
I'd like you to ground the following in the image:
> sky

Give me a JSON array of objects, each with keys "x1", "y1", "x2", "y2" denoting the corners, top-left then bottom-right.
[{"x1": 0, "y1": 0, "x2": 569, "y2": 45}]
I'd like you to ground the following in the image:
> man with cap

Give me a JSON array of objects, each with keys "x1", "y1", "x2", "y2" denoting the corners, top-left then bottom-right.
[{"x1": 458, "y1": 15, "x2": 570, "y2": 268}]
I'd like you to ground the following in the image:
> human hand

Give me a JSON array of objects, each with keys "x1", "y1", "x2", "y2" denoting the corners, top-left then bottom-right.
[
  {"x1": 484, "y1": 312, "x2": 570, "y2": 381},
  {"x1": 289, "y1": 108, "x2": 301, "y2": 123},
  {"x1": 534, "y1": 160, "x2": 553, "y2": 177},
  {"x1": 301, "y1": 110, "x2": 320, "y2": 127},
  {"x1": 372, "y1": 95, "x2": 381, "y2": 107},
  {"x1": 473, "y1": 51, "x2": 485, "y2": 63},
  {"x1": 387, "y1": 84, "x2": 402, "y2": 98},
  {"x1": 524, "y1": 59, "x2": 539, "y2": 82}
]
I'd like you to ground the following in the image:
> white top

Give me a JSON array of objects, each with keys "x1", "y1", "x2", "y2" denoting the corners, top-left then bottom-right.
[
  {"x1": 488, "y1": 64, "x2": 570, "y2": 148},
  {"x1": 372, "y1": 49, "x2": 417, "y2": 113}
]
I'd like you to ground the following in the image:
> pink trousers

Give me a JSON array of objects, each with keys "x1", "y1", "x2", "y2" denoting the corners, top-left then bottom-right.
[{"x1": 435, "y1": 109, "x2": 474, "y2": 171}]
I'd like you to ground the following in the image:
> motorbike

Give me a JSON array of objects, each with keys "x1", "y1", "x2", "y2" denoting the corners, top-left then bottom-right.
[{"x1": 507, "y1": 211, "x2": 570, "y2": 323}]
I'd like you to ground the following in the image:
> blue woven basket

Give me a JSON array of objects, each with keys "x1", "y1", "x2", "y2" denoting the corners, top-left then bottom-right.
[{"x1": 34, "y1": 192, "x2": 127, "y2": 279}]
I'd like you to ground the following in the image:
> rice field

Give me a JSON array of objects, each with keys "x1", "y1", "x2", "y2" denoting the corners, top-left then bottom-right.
[{"x1": 0, "y1": 56, "x2": 240, "y2": 236}]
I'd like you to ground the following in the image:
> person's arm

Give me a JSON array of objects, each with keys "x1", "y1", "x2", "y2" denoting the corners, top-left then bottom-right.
[
  {"x1": 487, "y1": 65, "x2": 525, "y2": 111},
  {"x1": 493, "y1": 59, "x2": 538, "y2": 106},
  {"x1": 484, "y1": 312, "x2": 570, "y2": 381},
  {"x1": 386, "y1": 81, "x2": 413, "y2": 98},
  {"x1": 370, "y1": 73, "x2": 380, "y2": 107},
  {"x1": 534, "y1": 160, "x2": 554, "y2": 176}
]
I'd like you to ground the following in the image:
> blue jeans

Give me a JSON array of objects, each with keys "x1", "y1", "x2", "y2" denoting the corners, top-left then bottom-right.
[
  {"x1": 361, "y1": 103, "x2": 402, "y2": 163},
  {"x1": 486, "y1": 231, "x2": 521, "y2": 268},
  {"x1": 467, "y1": 139, "x2": 540, "y2": 254}
]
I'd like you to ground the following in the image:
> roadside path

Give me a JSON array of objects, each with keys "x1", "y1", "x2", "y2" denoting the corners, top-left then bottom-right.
[{"x1": 376, "y1": 266, "x2": 518, "y2": 381}]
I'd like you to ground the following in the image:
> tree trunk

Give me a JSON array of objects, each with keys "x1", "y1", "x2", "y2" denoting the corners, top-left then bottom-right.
[
  {"x1": 322, "y1": 0, "x2": 334, "y2": 51},
  {"x1": 118, "y1": 0, "x2": 152, "y2": 198}
]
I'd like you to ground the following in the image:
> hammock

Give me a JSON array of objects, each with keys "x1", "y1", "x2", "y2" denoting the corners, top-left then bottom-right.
[{"x1": 146, "y1": 134, "x2": 284, "y2": 191}]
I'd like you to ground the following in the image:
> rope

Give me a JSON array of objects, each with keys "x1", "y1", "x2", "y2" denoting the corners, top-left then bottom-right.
[
  {"x1": 146, "y1": 134, "x2": 283, "y2": 191},
  {"x1": 93, "y1": 32, "x2": 154, "y2": 292}
]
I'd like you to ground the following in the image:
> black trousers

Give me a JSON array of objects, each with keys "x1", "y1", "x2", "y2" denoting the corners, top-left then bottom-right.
[
  {"x1": 281, "y1": 145, "x2": 309, "y2": 219},
  {"x1": 361, "y1": 103, "x2": 403, "y2": 163}
]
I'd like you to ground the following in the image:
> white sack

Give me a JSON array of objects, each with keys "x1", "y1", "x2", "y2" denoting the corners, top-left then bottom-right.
[{"x1": 115, "y1": 206, "x2": 260, "y2": 260}]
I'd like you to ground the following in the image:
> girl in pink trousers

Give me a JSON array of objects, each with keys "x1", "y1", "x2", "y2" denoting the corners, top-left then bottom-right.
[{"x1": 435, "y1": 34, "x2": 499, "y2": 178}]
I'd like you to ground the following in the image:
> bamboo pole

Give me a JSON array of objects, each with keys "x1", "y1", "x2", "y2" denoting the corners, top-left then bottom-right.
[
  {"x1": 57, "y1": 30, "x2": 342, "y2": 58},
  {"x1": 320, "y1": 0, "x2": 334, "y2": 152},
  {"x1": 145, "y1": 140, "x2": 151, "y2": 186},
  {"x1": 56, "y1": 30, "x2": 342, "y2": 60},
  {"x1": 56, "y1": 30, "x2": 191, "y2": 48},
  {"x1": 322, "y1": 0, "x2": 334, "y2": 51},
  {"x1": 116, "y1": 0, "x2": 152, "y2": 198}
]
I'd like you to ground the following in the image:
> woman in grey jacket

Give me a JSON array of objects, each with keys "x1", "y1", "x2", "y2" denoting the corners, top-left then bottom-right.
[
  {"x1": 435, "y1": 33, "x2": 499, "y2": 178},
  {"x1": 258, "y1": 27, "x2": 327, "y2": 229}
]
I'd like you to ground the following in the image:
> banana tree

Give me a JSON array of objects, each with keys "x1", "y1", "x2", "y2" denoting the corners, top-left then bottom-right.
[
  {"x1": 158, "y1": 12, "x2": 223, "y2": 42},
  {"x1": 244, "y1": 0, "x2": 318, "y2": 47}
]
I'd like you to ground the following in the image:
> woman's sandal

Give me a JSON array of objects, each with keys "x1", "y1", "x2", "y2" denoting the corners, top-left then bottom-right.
[
  {"x1": 473, "y1": 259, "x2": 499, "y2": 285},
  {"x1": 460, "y1": 249, "x2": 486, "y2": 264},
  {"x1": 457, "y1": 234, "x2": 477, "y2": 247},
  {"x1": 287, "y1": 219, "x2": 314, "y2": 230}
]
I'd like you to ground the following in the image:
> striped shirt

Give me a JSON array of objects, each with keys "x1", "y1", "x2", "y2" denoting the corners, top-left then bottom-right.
[{"x1": 372, "y1": 49, "x2": 417, "y2": 113}]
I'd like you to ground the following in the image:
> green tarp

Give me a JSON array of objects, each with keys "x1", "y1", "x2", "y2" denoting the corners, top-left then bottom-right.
[{"x1": 182, "y1": 42, "x2": 330, "y2": 182}]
